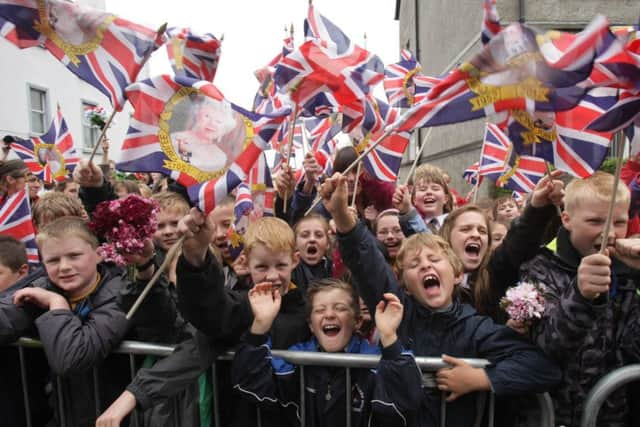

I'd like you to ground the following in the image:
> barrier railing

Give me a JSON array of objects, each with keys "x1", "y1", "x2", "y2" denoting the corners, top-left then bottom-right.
[
  {"x1": 581, "y1": 364, "x2": 640, "y2": 427},
  {"x1": 13, "y1": 337, "x2": 555, "y2": 427}
]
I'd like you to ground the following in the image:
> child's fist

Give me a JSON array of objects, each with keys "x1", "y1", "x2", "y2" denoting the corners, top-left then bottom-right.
[
  {"x1": 375, "y1": 293, "x2": 404, "y2": 347},
  {"x1": 577, "y1": 252, "x2": 611, "y2": 300}
]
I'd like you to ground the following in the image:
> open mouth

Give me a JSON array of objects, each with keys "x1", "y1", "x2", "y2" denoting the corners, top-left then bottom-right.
[
  {"x1": 306, "y1": 245, "x2": 318, "y2": 256},
  {"x1": 423, "y1": 197, "x2": 436, "y2": 205},
  {"x1": 465, "y1": 242, "x2": 481, "y2": 257},
  {"x1": 423, "y1": 274, "x2": 440, "y2": 290},
  {"x1": 322, "y1": 324, "x2": 341, "y2": 337}
]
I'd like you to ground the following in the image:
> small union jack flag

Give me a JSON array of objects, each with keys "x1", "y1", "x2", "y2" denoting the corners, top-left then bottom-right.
[
  {"x1": 118, "y1": 75, "x2": 289, "y2": 187},
  {"x1": 462, "y1": 162, "x2": 483, "y2": 186},
  {"x1": 166, "y1": 27, "x2": 221, "y2": 82},
  {"x1": 481, "y1": 0, "x2": 501, "y2": 45},
  {"x1": 479, "y1": 123, "x2": 547, "y2": 193},
  {"x1": 0, "y1": 190, "x2": 38, "y2": 264},
  {"x1": 275, "y1": 4, "x2": 384, "y2": 115},
  {"x1": 0, "y1": 0, "x2": 165, "y2": 111},
  {"x1": 11, "y1": 105, "x2": 79, "y2": 183},
  {"x1": 304, "y1": 115, "x2": 341, "y2": 175}
]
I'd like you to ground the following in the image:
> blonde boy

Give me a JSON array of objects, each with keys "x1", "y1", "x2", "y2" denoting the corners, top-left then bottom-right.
[{"x1": 523, "y1": 172, "x2": 640, "y2": 427}]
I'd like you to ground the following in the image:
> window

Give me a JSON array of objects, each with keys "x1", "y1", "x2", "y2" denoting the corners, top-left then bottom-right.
[
  {"x1": 28, "y1": 86, "x2": 48, "y2": 134},
  {"x1": 82, "y1": 101, "x2": 100, "y2": 152}
]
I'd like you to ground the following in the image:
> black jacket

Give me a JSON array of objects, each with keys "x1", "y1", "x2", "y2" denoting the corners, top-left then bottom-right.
[
  {"x1": 523, "y1": 227, "x2": 640, "y2": 427},
  {"x1": 337, "y1": 221, "x2": 562, "y2": 427}
]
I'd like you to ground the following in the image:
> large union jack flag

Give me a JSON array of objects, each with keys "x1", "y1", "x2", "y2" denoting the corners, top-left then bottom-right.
[
  {"x1": 507, "y1": 88, "x2": 615, "y2": 177},
  {"x1": 274, "y1": 4, "x2": 383, "y2": 115},
  {"x1": 0, "y1": 0, "x2": 165, "y2": 111},
  {"x1": 304, "y1": 115, "x2": 341, "y2": 175},
  {"x1": 166, "y1": 27, "x2": 221, "y2": 82},
  {"x1": 479, "y1": 123, "x2": 547, "y2": 193},
  {"x1": 384, "y1": 49, "x2": 424, "y2": 108},
  {"x1": 11, "y1": 105, "x2": 79, "y2": 183},
  {"x1": 0, "y1": 189, "x2": 38, "y2": 264},
  {"x1": 118, "y1": 75, "x2": 289, "y2": 187}
]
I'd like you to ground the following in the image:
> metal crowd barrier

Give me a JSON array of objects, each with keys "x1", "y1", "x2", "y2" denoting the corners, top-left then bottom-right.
[
  {"x1": 13, "y1": 337, "x2": 555, "y2": 427},
  {"x1": 581, "y1": 364, "x2": 640, "y2": 427}
]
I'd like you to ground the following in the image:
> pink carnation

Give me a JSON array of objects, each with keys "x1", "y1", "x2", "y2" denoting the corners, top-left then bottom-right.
[
  {"x1": 500, "y1": 281, "x2": 547, "y2": 323},
  {"x1": 89, "y1": 194, "x2": 159, "y2": 266}
]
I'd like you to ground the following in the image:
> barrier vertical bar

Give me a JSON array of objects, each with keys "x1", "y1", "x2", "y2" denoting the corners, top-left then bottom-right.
[
  {"x1": 128, "y1": 354, "x2": 140, "y2": 427},
  {"x1": 488, "y1": 392, "x2": 495, "y2": 427},
  {"x1": 92, "y1": 367, "x2": 102, "y2": 417},
  {"x1": 440, "y1": 391, "x2": 446, "y2": 427},
  {"x1": 300, "y1": 365, "x2": 306, "y2": 427},
  {"x1": 56, "y1": 376, "x2": 66, "y2": 427},
  {"x1": 172, "y1": 397, "x2": 180, "y2": 427},
  {"x1": 18, "y1": 346, "x2": 32, "y2": 427},
  {"x1": 211, "y1": 362, "x2": 221, "y2": 427},
  {"x1": 256, "y1": 406, "x2": 263, "y2": 427},
  {"x1": 345, "y1": 367, "x2": 352, "y2": 427}
]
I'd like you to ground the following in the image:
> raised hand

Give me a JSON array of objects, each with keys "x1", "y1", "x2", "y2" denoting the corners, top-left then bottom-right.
[
  {"x1": 274, "y1": 163, "x2": 296, "y2": 200},
  {"x1": 73, "y1": 159, "x2": 104, "y2": 188},
  {"x1": 248, "y1": 282, "x2": 282, "y2": 335},
  {"x1": 392, "y1": 184, "x2": 412, "y2": 215},
  {"x1": 302, "y1": 152, "x2": 323, "y2": 193},
  {"x1": 530, "y1": 169, "x2": 564, "y2": 209},
  {"x1": 319, "y1": 173, "x2": 355, "y2": 233},
  {"x1": 436, "y1": 354, "x2": 491, "y2": 401},
  {"x1": 178, "y1": 207, "x2": 215, "y2": 267},
  {"x1": 610, "y1": 238, "x2": 640, "y2": 270},
  {"x1": 374, "y1": 293, "x2": 404, "y2": 347}
]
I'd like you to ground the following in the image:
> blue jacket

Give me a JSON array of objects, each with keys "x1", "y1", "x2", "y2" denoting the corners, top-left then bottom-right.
[
  {"x1": 231, "y1": 334, "x2": 422, "y2": 427},
  {"x1": 337, "y1": 221, "x2": 562, "y2": 427}
]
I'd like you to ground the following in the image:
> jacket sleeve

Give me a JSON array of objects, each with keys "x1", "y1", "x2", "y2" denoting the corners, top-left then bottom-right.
[
  {"x1": 176, "y1": 250, "x2": 253, "y2": 340},
  {"x1": 34, "y1": 285, "x2": 130, "y2": 375},
  {"x1": 489, "y1": 204, "x2": 558, "y2": 299},
  {"x1": 78, "y1": 178, "x2": 117, "y2": 218},
  {"x1": 399, "y1": 208, "x2": 428, "y2": 237},
  {"x1": 337, "y1": 220, "x2": 401, "y2": 316},
  {"x1": 533, "y1": 278, "x2": 607, "y2": 361},
  {"x1": 372, "y1": 340, "x2": 422, "y2": 426},
  {"x1": 619, "y1": 287, "x2": 640, "y2": 363},
  {"x1": 474, "y1": 318, "x2": 562, "y2": 396},
  {"x1": 126, "y1": 332, "x2": 213, "y2": 410},
  {"x1": 231, "y1": 333, "x2": 299, "y2": 410},
  {"x1": 0, "y1": 289, "x2": 42, "y2": 344}
]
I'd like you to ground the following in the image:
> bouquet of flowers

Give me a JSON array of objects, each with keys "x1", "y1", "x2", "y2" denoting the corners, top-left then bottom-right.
[
  {"x1": 500, "y1": 281, "x2": 547, "y2": 323},
  {"x1": 89, "y1": 194, "x2": 159, "y2": 266},
  {"x1": 83, "y1": 105, "x2": 110, "y2": 130}
]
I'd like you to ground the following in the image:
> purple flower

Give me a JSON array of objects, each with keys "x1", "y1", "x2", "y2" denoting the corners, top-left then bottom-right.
[{"x1": 500, "y1": 281, "x2": 547, "y2": 323}]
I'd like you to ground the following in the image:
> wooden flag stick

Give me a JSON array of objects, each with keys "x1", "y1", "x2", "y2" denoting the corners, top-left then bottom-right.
[
  {"x1": 544, "y1": 162, "x2": 563, "y2": 216},
  {"x1": 351, "y1": 161, "x2": 362, "y2": 207},
  {"x1": 599, "y1": 130, "x2": 626, "y2": 256},
  {"x1": 283, "y1": 106, "x2": 300, "y2": 213},
  {"x1": 126, "y1": 235, "x2": 185, "y2": 320},
  {"x1": 402, "y1": 127, "x2": 434, "y2": 186},
  {"x1": 88, "y1": 22, "x2": 167, "y2": 165}
]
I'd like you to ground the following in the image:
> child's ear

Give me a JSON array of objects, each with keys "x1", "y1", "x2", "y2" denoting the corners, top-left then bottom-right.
[
  {"x1": 95, "y1": 247, "x2": 104, "y2": 262},
  {"x1": 453, "y1": 271, "x2": 464, "y2": 286},
  {"x1": 237, "y1": 253, "x2": 248, "y2": 268},
  {"x1": 292, "y1": 251, "x2": 300, "y2": 268},
  {"x1": 17, "y1": 263, "x2": 29, "y2": 279},
  {"x1": 560, "y1": 210, "x2": 571, "y2": 230}
]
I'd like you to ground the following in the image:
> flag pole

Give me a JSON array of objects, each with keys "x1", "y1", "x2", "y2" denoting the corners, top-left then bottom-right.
[
  {"x1": 126, "y1": 234, "x2": 185, "y2": 320},
  {"x1": 472, "y1": 139, "x2": 485, "y2": 204},
  {"x1": 88, "y1": 22, "x2": 167, "y2": 165},
  {"x1": 351, "y1": 160, "x2": 362, "y2": 207},
  {"x1": 283, "y1": 106, "x2": 300, "y2": 213},
  {"x1": 402, "y1": 127, "x2": 433, "y2": 186},
  {"x1": 544, "y1": 161, "x2": 563, "y2": 216},
  {"x1": 599, "y1": 129, "x2": 626, "y2": 258}
]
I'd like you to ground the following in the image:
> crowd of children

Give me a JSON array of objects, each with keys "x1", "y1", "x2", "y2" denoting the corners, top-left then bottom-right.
[{"x1": 2, "y1": 147, "x2": 640, "y2": 427}]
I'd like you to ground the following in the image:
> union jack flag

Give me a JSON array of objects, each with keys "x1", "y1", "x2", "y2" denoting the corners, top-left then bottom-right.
[
  {"x1": 462, "y1": 162, "x2": 483, "y2": 185},
  {"x1": 166, "y1": 27, "x2": 221, "y2": 82},
  {"x1": 588, "y1": 89, "x2": 640, "y2": 132},
  {"x1": 0, "y1": 190, "x2": 38, "y2": 264},
  {"x1": 274, "y1": 4, "x2": 384, "y2": 115},
  {"x1": 245, "y1": 151, "x2": 275, "y2": 218},
  {"x1": 481, "y1": 0, "x2": 501, "y2": 45},
  {"x1": 507, "y1": 88, "x2": 615, "y2": 177},
  {"x1": 0, "y1": 0, "x2": 165, "y2": 111},
  {"x1": 252, "y1": 35, "x2": 294, "y2": 115},
  {"x1": 384, "y1": 49, "x2": 423, "y2": 108},
  {"x1": 479, "y1": 123, "x2": 547, "y2": 193},
  {"x1": 304, "y1": 115, "x2": 341, "y2": 174},
  {"x1": 118, "y1": 75, "x2": 289, "y2": 187},
  {"x1": 11, "y1": 105, "x2": 79, "y2": 183},
  {"x1": 0, "y1": 15, "x2": 20, "y2": 45}
]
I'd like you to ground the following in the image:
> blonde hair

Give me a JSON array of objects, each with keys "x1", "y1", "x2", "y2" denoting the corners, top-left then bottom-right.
[
  {"x1": 151, "y1": 191, "x2": 190, "y2": 216},
  {"x1": 564, "y1": 171, "x2": 630, "y2": 214},
  {"x1": 412, "y1": 164, "x2": 453, "y2": 213},
  {"x1": 32, "y1": 192, "x2": 86, "y2": 228},
  {"x1": 36, "y1": 216, "x2": 98, "y2": 250},
  {"x1": 293, "y1": 213, "x2": 329, "y2": 237},
  {"x1": 244, "y1": 217, "x2": 295, "y2": 257},
  {"x1": 395, "y1": 233, "x2": 464, "y2": 278}
]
